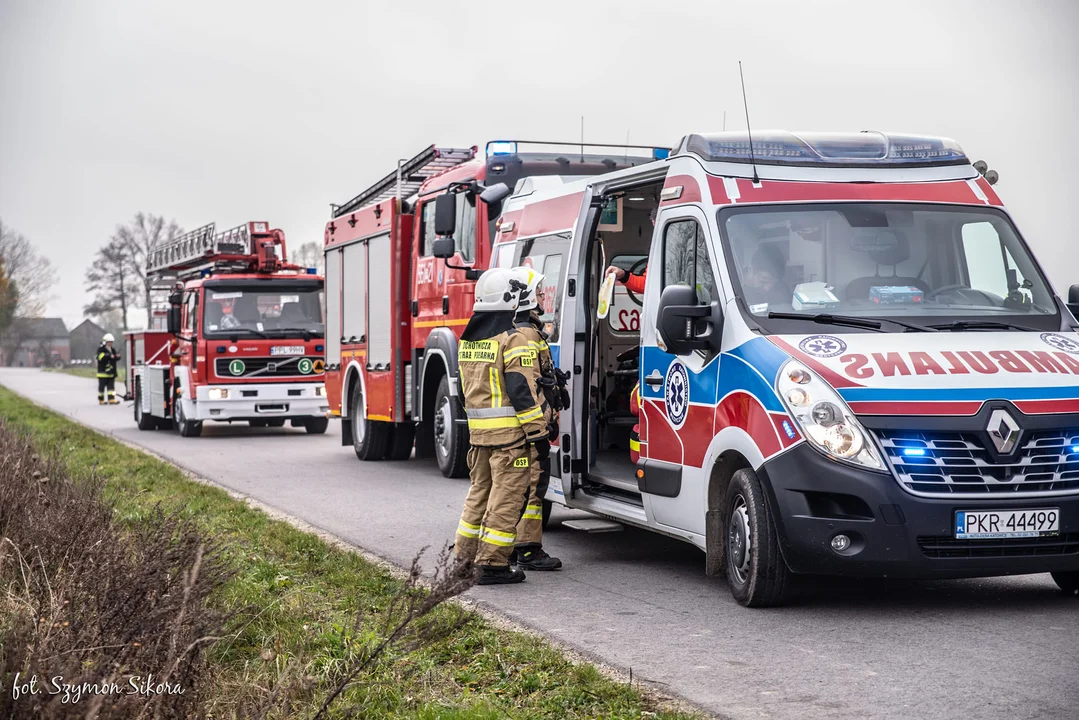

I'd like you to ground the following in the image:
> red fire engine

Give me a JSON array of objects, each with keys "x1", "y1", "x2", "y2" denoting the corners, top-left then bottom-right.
[
  {"x1": 323, "y1": 140, "x2": 668, "y2": 476},
  {"x1": 125, "y1": 221, "x2": 328, "y2": 437}
]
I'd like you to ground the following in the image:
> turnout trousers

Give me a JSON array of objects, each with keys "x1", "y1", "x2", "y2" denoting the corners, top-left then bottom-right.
[
  {"x1": 454, "y1": 443, "x2": 534, "y2": 566},
  {"x1": 515, "y1": 453, "x2": 550, "y2": 547},
  {"x1": 97, "y1": 377, "x2": 116, "y2": 404}
]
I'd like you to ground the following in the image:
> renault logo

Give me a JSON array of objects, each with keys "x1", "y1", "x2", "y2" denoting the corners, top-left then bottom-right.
[{"x1": 987, "y1": 409, "x2": 1020, "y2": 454}]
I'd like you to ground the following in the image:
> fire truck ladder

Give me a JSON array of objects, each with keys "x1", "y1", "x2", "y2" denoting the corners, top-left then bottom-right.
[
  {"x1": 331, "y1": 145, "x2": 476, "y2": 218},
  {"x1": 147, "y1": 222, "x2": 258, "y2": 279}
]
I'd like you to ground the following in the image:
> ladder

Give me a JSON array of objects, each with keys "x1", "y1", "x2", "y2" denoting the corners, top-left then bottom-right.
[
  {"x1": 332, "y1": 145, "x2": 476, "y2": 218},
  {"x1": 146, "y1": 223, "x2": 255, "y2": 276}
]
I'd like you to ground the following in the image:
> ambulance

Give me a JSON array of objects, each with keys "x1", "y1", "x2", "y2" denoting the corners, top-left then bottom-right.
[{"x1": 491, "y1": 130, "x2": 1079, "y2": 607}]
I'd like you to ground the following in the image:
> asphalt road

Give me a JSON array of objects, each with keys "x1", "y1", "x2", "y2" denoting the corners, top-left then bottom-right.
[{"x1": 3, "y1": 368, "x2": 1076, "y2": 719}]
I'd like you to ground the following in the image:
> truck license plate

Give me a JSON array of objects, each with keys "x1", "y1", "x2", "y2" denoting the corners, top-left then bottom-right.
[
  {"x1": 270, "y1": 346, "x2": 305, "y2": 356},
  {"x1": 955, "y1": 509, "x2": 1059, "y2": 539}
]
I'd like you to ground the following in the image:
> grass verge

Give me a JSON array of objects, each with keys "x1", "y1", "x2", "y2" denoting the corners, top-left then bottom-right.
[
  {"x1": 0, "y1": 385, "x2": 701, "y2": 719},
  {"x1": 46, "y1": 365, "x2": 127, "y2": 384}
]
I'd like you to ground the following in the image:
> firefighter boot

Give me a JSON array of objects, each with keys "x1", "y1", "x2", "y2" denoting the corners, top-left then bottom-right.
[
  {"x1": 476, "y1": 564, "x2": 526, "y2": 585},
  {"x1": 515, "y1": 544, "x2": 562, "y2": 571}
]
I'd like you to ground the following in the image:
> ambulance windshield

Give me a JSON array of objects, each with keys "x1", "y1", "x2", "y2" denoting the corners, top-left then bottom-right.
[
  {"x1": 203, "y1": 283, "x2": 325, "y2": 337},
  {"x1": 718, "y1": 203, "x2": 1057, "y2": 329}
]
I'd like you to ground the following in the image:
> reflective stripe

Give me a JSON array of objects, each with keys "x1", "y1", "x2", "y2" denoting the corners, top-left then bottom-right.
[
  {"x1": 457, "y1": 520, "x2": 481, "y2": 538},
  {"x1": 528, "y1": 340, "x2": 549, "y2": 351},
  {"x1": 466, "y1": 407, "x2": 516, "y2": 419},
  {"x1": 630, "y1": 438, "x2": 641, "y2": 452},
  {"x1": 504, "y1": 347, "x2": 536, "y2": 362},
  {"x1": 467, "y1": 416, "x2": 521, "y2": 430},
  {"x1": 489, "y1": 367, "x2": 502, "y2": 408},
  {"x1": 516, "y1": 406, "x2": 544, "y2": 424},
  {"x1": 521, "y1": 504, "x2": 543, "y2": 521},
  {"x1": 480, "y1": 526, "x2": 516, "y2": 546}
]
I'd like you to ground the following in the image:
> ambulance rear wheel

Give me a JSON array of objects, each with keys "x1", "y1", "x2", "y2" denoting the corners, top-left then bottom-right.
[
  {"x1": 433, "y1": 376, "x2": 468, "y2": 478},
  {"x1": 134, "y1": 385, "x2": 156, "y2": 431},
  {"x1": 304, "y1": 417, "x2": 329, "y2": 435},
  {"x1": 387, "y1": 422, "x2": 415, "y2": 460},
  {"x1": 1052, "y1": 571, "x2": 1079, "y2": 596},
  {"x1": 350, "y1": 381, "x2": 388, "y2": 460},
  {"x1": 175, "y1": 399, "x2": 203, "y2": 438},
  {"x1": 724, "y1": 468, "x2": 790, "y2": 608}
]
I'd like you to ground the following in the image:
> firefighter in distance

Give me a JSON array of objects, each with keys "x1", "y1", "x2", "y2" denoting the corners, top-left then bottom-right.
[
  {"x1": 508, "y1": 266, "x2": 567, "y2": 571},
  {"x1": 453, "y1": 268, "x2": 551, "y2": 585},
  {"x1": 96, "y1": 333, "x2": 122, "y2": 405}
]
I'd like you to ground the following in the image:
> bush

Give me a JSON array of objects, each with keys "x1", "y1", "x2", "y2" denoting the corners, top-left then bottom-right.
[{"x1": 0, "y1": 421, "x2": 232, "y2": 719}]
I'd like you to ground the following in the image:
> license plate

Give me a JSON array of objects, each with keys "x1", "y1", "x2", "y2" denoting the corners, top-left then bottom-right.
[
  {"x1": 955, "y1": 508, "x2": 1059, "y2": 539},
  {"x1": 270, "y1": 346, "x2": 305, "y2": 356}
]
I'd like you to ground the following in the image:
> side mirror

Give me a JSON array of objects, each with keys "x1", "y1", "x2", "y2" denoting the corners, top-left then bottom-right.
[
  {"x1": 1068, "y1": 284, "x2": 1079, "y2": 321},
  {"x1": 479, "y1": 182, "x2": 511, "y2": 205},
  {"x1": 434, "y1": 194, "x2": 457, "y2": 236},
  {"x1": 432, "y1": 236, "x2": 456, "y2": 259},
  {"x1": 656, "y1": 285, "x2": 723, "y2": 355},
  {"x1": 167, "y1": 306, "x2": 182, "y2": 335}
]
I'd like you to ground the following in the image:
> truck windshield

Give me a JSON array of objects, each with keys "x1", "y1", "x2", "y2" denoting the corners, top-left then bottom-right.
[
  {"x1": 203, "y1": 284, "x2": 324, "y2": 338},
  {"x1": 718, "y1": 203, "x2": 1058, "y2": 331}
]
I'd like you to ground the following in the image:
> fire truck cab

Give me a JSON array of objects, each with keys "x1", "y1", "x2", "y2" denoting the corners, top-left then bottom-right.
[
  {"x1": 323, "y1": 141, "x2": 668, "y2": 476},
  {"x1": 126, "y1": 221, "x2": 328, "y2": 437},
  {"x1": 499, "y1": 130, "x2": 1079, "y2": 607}
]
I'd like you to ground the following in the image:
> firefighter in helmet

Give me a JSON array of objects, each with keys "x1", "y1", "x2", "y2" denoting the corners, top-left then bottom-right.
[
  {"x1": 96, "y1": 333, "x2": 121, "y2": 405},
  {"x1": 453, "y1": 267, "x2": 550, "y2": 585},
  {"x1": 507, "y1": 266, "x2": 565, "y2": 571}
]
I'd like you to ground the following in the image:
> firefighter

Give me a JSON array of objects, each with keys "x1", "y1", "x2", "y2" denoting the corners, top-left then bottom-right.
[
  {"x1": 453, "y1": 267, "x2": 550, "y2": 585},
  {"x1": 96, "y1": 333, "x2": 121, "y2": 405},
  {"x1": 507, "y1": 266, "x2": 564, "y2": 571}
]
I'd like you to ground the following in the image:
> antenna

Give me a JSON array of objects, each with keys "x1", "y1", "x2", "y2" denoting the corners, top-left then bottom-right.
[
  {"x1": 625, "y1": 129, "x2": 630, "y2": 162},
  {"x1": 723, "y1": 110, "x2": 727, "y2": 131},
  {"x1": 580, "y1": 116, "x2": 585, "y2": 163},
  {"x1": 738, "y1": 61, "x2": 760, "y2": 184}
]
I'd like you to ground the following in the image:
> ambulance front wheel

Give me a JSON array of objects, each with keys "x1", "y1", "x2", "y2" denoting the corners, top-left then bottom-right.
[
  {"x1": 724, "y1": 468, "x2": 791, "y2": 608},
  {"x1": 433, "y1": 376, "x2": 469, "y2": 478},
  {"x1": 350, "y1": 381, "x2": 389, "y2": 460},
  {"x1": 1052, "y1": 571, "x2": 1079, "y2": 596}
]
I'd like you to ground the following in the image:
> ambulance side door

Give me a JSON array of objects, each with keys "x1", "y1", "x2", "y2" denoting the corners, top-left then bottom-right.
[{"x1": 638, "y1": 206, "x2": 722, "y2": 533}]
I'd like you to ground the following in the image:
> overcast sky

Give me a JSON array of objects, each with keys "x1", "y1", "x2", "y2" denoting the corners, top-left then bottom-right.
[{"x1": 1, "y1": 0, "x2": 1077, "y2": 329}]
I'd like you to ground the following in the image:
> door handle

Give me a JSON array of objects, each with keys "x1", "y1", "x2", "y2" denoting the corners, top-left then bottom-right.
[{"x1": 644, "y1": 373, "x2": 663, "y2": 387}]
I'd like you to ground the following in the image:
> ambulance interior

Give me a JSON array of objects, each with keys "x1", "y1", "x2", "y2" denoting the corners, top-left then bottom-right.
[{"x1": 582, "y1": 180, "x2": 665, "y2": 499}]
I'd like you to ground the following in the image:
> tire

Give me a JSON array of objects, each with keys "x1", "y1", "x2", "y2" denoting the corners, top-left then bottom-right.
[
  {"x1": 305, "y1": 417, "x2": 329, "y2": 435},
  {"x1": 1052, "y1": 571, "x2": 1079, "y2": 596},
  {"x1": 724, "y1": 468, "x2": 791, "y2": 608},
  {"x1": 267, "y1": 418, "x2": 287, "y2": 428},
  {"x1": 134, "y1": 384, "x2": 156, "y2": 431},
  {"x1": 249, "y1": 419, "x2": 268, "y2": 428},
  {"x1": 387, "y1": 422, "x2": 416, "y2": 460},
  {"x1": 433, "y1": 375, "x2": 469, "y2": 478},
  {"x1": 541, "y1": 499, "x2": 553, "y2": 529},
  {"x1": 350, "y1": 380, "x2": 389, "y2": 460},
  {"x1": 175, "y1": 399, "x2": 203, "y2": 438}
]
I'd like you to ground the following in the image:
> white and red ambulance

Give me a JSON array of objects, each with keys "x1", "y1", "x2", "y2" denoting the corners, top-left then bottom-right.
[{"x1": 492, "y1": 130, "x2": 1079, "y2": 607}]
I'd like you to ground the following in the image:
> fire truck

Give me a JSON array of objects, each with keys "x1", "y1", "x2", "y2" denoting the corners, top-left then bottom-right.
[
  {"x1": 323, "y1": 140, "x2": 669, "y2": 476},
  {"x1": 125, "y1": 221, "x2": 329, "y2": 437}
]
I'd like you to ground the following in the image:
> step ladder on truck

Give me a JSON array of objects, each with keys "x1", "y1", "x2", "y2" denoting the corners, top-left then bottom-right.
[
  {"x1": 125, "y1": 221, "x2": 329, "y2": 437},
  {"x1": 321, "y1": 140, "x2": 670, "y2": 478}
]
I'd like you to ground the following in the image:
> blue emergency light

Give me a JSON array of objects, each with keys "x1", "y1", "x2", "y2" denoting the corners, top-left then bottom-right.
[
  {"x1": 486, "y1": 141, "x2": 517, "y2": 156},
  {"x1": 680, "y1": 131, "x2": 969, "y2": 168},
  {"x1": 1071, "y1": 445, "x2": 1079, "y2": 454},
  {"x1": 306, "y1": 267, "x2": 317, "y2": 274},
  {"x1": 653, "y1": 148, "x2": 671, "y2": 160},
  {"x1": 902, "y1": 448, "x2": 927, "y2": 457}
]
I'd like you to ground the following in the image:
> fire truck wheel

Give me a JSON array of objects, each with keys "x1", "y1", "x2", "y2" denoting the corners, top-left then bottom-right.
[
  {"x1": 305, "y1": 417, "x2": 329, "y2": 434},
  {"x1": 433, "y1": 376, "x2": 469, "y2": 478},
  {"x1": 350, "y1": 381, "x2": 389, "y2": 460},
  {"x1": 724, "y1": 468, "x2": 791, "y2": 608},
  {"x1": 134, "y1": 384, "x2": 156, "y2": 431},
  {"x1": 387, "y1": 422, "x2": 415, "y2": 460},
  {"x1": 175, "y1": 400, "x2": 203, "y2": 438}
]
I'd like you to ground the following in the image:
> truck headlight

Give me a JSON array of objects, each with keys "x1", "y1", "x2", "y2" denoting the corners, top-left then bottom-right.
[
  {"x1": 315, "y1": 385, "x2": 327, "y2": 397},
  {"x1": 207, "y1": 388, "x2": 230, "y2": 400},
  {"x1": 777, "y1": 360, "x2": 883, "y2": 471}
]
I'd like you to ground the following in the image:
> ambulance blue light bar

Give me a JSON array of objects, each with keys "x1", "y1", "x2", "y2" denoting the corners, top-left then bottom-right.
[{"x1": 679, "y1": 131, "x2": 969, "y2": 168}]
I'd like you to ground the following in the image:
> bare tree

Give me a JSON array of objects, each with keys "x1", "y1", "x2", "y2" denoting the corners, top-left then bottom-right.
[
  {"x1": 113, "y1": 213, "x2": 182, "y2": 320},
  {"x1": 0, "y1": 218, "x2": 57, "y2": 364},
  {"x1": 291, "y1": 240, "x2": 325, "y2": 274},
  {"x1": 84, "y1": 236, "x2": 136, "y2": 331},
  {"x1": 0, "y1": 257, "x2": 15, "y2": 339}
]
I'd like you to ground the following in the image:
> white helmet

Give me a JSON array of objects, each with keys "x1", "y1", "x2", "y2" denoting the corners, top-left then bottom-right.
[
  {"x1": 472, "y1": 267, "x2": 521, "y2": 313},
  {"x1": 103, "y1": 333, "x2": 115, "y2": 342},
  {"x1": 510, "y1": 266, "x2": 546, "y2": 312}
]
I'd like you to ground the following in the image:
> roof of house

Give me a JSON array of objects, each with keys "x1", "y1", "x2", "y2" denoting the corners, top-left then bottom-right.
[
  {"x1": 71, "y1": 318, "x2": 105, "y2": 336},
  {"x1": 19, "y1": 318, "x2": 69, "y2": 339}
]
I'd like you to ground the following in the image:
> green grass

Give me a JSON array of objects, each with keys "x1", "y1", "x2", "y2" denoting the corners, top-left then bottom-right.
[
  {"x1": 46, "y1": 364, "x2": 127, "y2": 383},
  {"x1": 0, "y1": 385, "x2": 700, "y2": 719}
]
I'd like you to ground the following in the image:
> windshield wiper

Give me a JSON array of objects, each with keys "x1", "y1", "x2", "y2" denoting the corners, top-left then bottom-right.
[
  {"x1": 927, "y1": 320, "x2": 1043, "y2": 332},
  {"x1": 224, "y1": 328, "x2": 270, "y2": 339},
  {"x1": 274, "y1": 328, "x2": 323, "y2": 341},
  {"x1": 767, "y1": 312, "x2": 885, "y2": 332}
]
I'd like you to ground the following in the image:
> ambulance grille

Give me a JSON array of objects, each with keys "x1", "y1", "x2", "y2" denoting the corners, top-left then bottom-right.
[
  {"x1": 877, "y1": 430, "x2": 1079, "y2": 498},
  {"x1": 917, "y1": 533, "x2": 1079, "y2": 559},
  {"x1": 214, "y1": 356, "x2": 325, "y2": 380}
]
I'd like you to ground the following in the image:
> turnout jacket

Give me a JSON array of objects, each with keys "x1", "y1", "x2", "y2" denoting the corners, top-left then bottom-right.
[
  {"x1": 458, "y1": 311, "x2": 547, "y2": 448},
  {"x1": 514, "y1": 311, "x2": 556, "y2": 425},
  {"x1": 96, "y1": 343, "x2": 120, "y2": 378}
]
